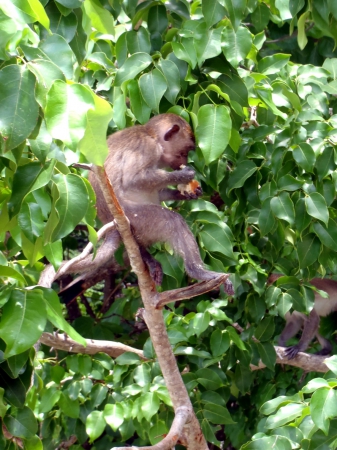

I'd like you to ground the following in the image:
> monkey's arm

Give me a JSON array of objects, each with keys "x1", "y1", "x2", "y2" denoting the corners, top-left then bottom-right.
[
  {"x1": 126, "y1": 166, "x2": 196, "y2": 191},
  {"x1": 285, "y1": 309, "x2": 320, "y2": 359},
  {"x1": 159, "y1": 187, "x2": 203, "y2": 202}
]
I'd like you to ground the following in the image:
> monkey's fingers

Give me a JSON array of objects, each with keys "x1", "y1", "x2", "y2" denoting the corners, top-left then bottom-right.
[{"x1": 284, "y1": 345, "x2": 301, "y2": 360}]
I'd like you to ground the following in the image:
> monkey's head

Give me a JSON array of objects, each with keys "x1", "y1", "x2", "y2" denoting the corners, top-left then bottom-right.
[{"x1": 147, "y1": 113, "x2": 196, "y2": 170}]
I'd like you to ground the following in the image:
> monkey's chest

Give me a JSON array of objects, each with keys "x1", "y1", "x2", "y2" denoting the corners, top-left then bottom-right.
[{"x1": 122, "y1": 190, "x2": 160, "y2": 205}]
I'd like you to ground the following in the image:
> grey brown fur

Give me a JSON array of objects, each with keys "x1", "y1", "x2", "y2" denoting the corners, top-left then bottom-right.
[
  {"x1": 270, "y1": 275, "x2": 337, "y2": 359},
  {"x1": 90, "y1": 113, "x2": 229, "y2": 286}
]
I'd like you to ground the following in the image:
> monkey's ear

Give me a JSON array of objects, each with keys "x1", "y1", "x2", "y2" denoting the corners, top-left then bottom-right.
[{"x1": 164, "y1": 124, "x2": 180, "y2": 141}]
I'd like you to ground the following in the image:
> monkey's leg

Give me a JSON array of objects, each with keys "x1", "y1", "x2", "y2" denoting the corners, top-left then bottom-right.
[
  {"x1": 139, "y1": 247, "x2": 163, "y2": 285},
  {"x1": 128, "y1": 205, "x2": 233, "y2": 293},
  {"x1": 278, "y1": 312, "x2": 303, "y2": 346},
  {"x1": 285, "y1": 309, "x2": 320, "y2": 359},
  {"x1": 58, "y1": 230, "x2": 122, "y2": 303},
  {"x1": 315, "y1": 333, "x2": 332, "y2": 356}
]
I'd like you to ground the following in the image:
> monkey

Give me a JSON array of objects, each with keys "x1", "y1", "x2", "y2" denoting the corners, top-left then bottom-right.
[
  {"x1": 89, "y1": 113, "x2": 234, "y2": 293},
  {"x1": 269, "y1": 274, "x2": 337, "y2": 359}
]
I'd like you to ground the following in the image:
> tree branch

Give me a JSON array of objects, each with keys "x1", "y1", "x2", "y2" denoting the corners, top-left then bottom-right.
[
  {"x1": 40, "y1": 332, "x2": 147, "y2": 360},
  {"x1": 92, "y1": 165, "x2": 208, "y2": 450},
  {"x1": 156, "y1": 274, "x2": 230, "y2": 309}
]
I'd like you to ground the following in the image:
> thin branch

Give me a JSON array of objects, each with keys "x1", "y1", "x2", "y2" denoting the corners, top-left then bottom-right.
[
  {"x1": 40, "y1": 332, "x2": 147, "y2": 360},
  {"x1": 232, "y1": 323, "x2": 330, "y2": 372},
  {"x1": 156, "y1": 274, "x2": 230, "y2": 308},
  {"x1": 111, "y1": 406, "x2": 191, "y2": 450}
]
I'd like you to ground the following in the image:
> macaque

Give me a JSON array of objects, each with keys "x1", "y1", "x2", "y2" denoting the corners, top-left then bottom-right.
[
  {"x1": 90, "y1": 113, "x2": 233, "y2": 292},
  {"x1": 269, "y1": 275, "x2": 337, "y2": 359}
]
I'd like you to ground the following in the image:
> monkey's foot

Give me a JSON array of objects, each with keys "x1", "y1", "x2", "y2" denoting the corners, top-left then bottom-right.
[
  {"x1": 315, "y1": 348, "x2": 332, "y2": 356},
  {"x1": 284, "y1": 345, "x2": 301, "y2": 360},
  {"x1": 224, "y1": 278, "x2": 234, "y2": 296},
  {"x1": 148, "y1": 260, "x2": 163, "y2": 285}
]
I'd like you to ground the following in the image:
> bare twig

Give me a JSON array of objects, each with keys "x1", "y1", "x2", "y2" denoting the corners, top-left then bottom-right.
[
  {"x1": 40, "y1": 332, "x2": 147, "y2": 360},
  {"x1": 156, "y1": 274, "x2": 230, "y2": 308}
]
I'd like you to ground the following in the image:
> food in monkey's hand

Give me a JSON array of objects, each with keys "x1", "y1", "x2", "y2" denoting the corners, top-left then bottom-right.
[
  {"x1": 178, "y1": 165, "x2": 202, "y2": 197},
  {"x1": 178, "y1": 179, "x2": 201, "y2": 195}
]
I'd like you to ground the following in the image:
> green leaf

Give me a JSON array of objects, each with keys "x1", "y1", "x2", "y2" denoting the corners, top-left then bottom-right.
[
  {"x1": 256, "y1": 342, "x2": 276, "y2": 371},
  {"x1": 134, "y1": 364, "x2": 151, "y2": 387},
  {"x1": 0, "y1": 290, "x2": 46, "y2": 358},
  {"x1": 27, "y1": 59, "x2": 66, "y2": 109},
  {"x1": 83, "y1": 0, "x2": 114, "y2": 35},
  {"x1": 8, "y1": 161, "x2": 55, "y2": 218},
  {"x1": 297, "y1": 11, "x2": 310, "y2": 50},
  {"x1": 313, "y1": 219, "x2": 337, "y2": 250},
  {"x1": 270, "y1": 192, "x2": 295, "y2": 226},
  {"x1": 114, "y1": 52, "x2": 152, "y2": 87},
  {"x1": 39, "y1": 34, "x2": 77, "y2": 80},
  {"x1": 224, "y1": 0, "x2": 247, "y2": 30},
  {"x1": 41, "y1": 288, "x2": 86, "y2": 346},
  {"x1": 172, "y1": 38, "x2": 197, "y2": 68},
  {"x1": 3, "y1": 406, "x2": 37, "y2": 439},
  {"x1": 199, "y1": 223, "x2": 235, "y2": 259},
  {"x1": 45, "y1": 81, "x2": 94, "y2": 150},
  {"x1": 265, "y1": 403, "x2": 305, "y2": 430},
  {"x1": 221, "y1": 26, "x2": 252, "y2": 68},
  {"x1": 0, "y1": 266, "x2": 26, "y2": 285},
  {"x1": 58, "y1": 393, "x2": 79, "y2": 418},
  {"x1": 195, "y1": 23, "x2": 222, "y2": 66},
  {"x1": 126, "y1": 27, "x2": 151, "y2": 55},
  {"x1": 315, "y1": 147, "x2": 335, "y2": 181},
  {"x1": 196, "y1": 104, "x2": 232, "y2": 164},
  {"x1": 192, "y1": 312, "x2": 211, "y2": 336},
  {"x1": 140, "y1": 392, "x2": 160, "y2": 421},
  {"x1": 128, "y1": 79, "x2": 151, "y2": 124},
  {"x1": 0, "y1": 65, "x2": 39, "y2": 151},
  {"x1": 259, "y1": 197, "x2": 276, "y2": 235},
  {"x1": 139, "y1": 69, "x2": 167, "y2": 113},
  {"x1": 295, "y1": 198, "x2": 311, "y2": 233},
  {"x1": 23, "y1": 436, "x2": 43, "y2": 450},
  {"x1": 78, "y1": 93, "x2": 112, "y2": 166},
  {"x1": 149, "y1": 420, "x2": 168, "y2": 445},
  {"x1": 196, "y1": 368, "x2": 223, "y2": 390},
  {"x1": 305, "y1": 192, "x2": 329, "y2": 226},
  {"x1": 234, "y1": 364, "x2": 252, "y2": 394},
  {"x1": 45, "y1": 173, "x2": 89, "y2": 242},
  {"x1": 203, "y1": 0, "x2": 226, "y2": 27},
  {"x1": 148, "y1": 5, "x2": 168, "y2": 34},
  {"x1": 228, "y1": 160, "x2": 257, "y2": 191},
  {"x1": 44, "y1": 240, "x2": 63, "y2": 270},
  {"x1": 258, "y1": 54, "x2": 290, "y2": 75},
  {"x1": 39, "y1": 386, "x2": 61, "y2": 414},
  {"x1": 255, "y1": 316, "x2": 275, "y2": 341},
  {"x1": 310, "y1": 388, "x2": 337, "y2": 434},
  {"x1": 86, "y1": 410, "x2": 106, "y2": 442},
  {"x1": 210, "y1": 329, "x2": 230, "y2": 356},
  {"x1": 297, "y1": 234, "x2": 321, "y2": 268},
  {"x1": 203, "y1": 403, "x2": 235, "y2": 424},
  {"x1": 157, "y1": 59, "x2": 181, "y2": 104}
]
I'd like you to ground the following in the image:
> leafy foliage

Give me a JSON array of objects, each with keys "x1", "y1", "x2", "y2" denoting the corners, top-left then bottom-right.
[{"x1": 1, "y1": 0, "x2": 337, "y2": 448}]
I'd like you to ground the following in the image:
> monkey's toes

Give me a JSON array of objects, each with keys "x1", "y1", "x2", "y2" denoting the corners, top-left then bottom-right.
[
  {"x1": 284, "y1": 345, "x2": 300, "y2": 360},
  {"x1": 150, "y1": 263, "x2": 163, "y2": 285},
  {"x1": 224, "y1": 278, "x2": 234, "y2": 296}
]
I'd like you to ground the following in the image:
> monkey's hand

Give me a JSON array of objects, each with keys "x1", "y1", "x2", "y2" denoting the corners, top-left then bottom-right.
[
  {"x1": 180, "y1": 187, "x2": 203, "y2": 200},
  {"x1": 174, "y1": 166, "x2": 196, "y2": 184},
  {"x1": 284, "y1": 344, "x2": 302, "y2": 360}
]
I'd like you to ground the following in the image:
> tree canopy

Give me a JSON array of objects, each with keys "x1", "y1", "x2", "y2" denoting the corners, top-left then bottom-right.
[{"x1": 1, "y1": 0, "x2": 337, "y2": 449}]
